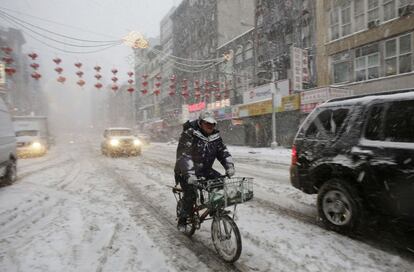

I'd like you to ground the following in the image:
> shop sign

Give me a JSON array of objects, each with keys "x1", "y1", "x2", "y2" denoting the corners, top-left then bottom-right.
[
  {"x1": 300, "y1": 87, "x2": 353, "y2": 113},
  {"x1": 232, "y1": 105, "x2": 240, "y2": 118},
  {"x1": 188, "y1": 101, "x2": 205, "y2": 112},
  {"x1": 243, "y1": 83, "x2": 272, "y2": 104},
  {"x1": 281, "y1": 94, "x2": 301, "y2": 111},
  {"x1": 214, "y1": 106, "x2": 232, "y2": 120},
  {"x1": 239, "y1": 99, "x2": 272, "y2": 117}
]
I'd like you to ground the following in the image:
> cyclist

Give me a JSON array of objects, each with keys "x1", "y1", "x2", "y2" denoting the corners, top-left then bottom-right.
[{"x1": 174, "y1": 110, "x2": 235, "y2": 231}]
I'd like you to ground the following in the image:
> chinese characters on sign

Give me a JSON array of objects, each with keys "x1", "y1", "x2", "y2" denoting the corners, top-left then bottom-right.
[{"x1": 291, "y1": 47, "x2": 310, "y2": 91}]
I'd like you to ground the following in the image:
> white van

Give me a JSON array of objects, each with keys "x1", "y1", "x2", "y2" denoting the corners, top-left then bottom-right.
[{"x1": 0, "y1": 96, "x2": 17, "y2": 185}]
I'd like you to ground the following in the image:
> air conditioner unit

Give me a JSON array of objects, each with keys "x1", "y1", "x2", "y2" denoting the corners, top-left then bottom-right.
[
  {"x1": 367, "y1": 19, "x2": 380, "y2": 29},
  {"x1": 398, "y1": 5, "x2": 414, "y2": 17}
]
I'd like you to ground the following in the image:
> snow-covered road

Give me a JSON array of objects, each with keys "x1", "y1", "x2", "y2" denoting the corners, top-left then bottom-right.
[{"x1": 0, "y1": 136, "x2": 412, "y2": 272}]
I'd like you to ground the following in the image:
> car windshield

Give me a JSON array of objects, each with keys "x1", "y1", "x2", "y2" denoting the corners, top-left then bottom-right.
[
  {"x1": 108, "y1": 130, "x2": 132, "y2": 136},
  {"x1": 16, "y1": 130, "x2": 38, "y2": 137}
]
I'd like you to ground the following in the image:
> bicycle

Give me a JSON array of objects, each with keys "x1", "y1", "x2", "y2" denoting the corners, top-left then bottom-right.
[{"x1": 171, "y1": 176, "x2": 254, "y2": 263}]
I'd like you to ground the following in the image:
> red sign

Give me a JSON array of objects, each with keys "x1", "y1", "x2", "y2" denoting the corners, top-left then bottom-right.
[{"x1": 188, "y1": 102, "x2": 206, "y2": 112}]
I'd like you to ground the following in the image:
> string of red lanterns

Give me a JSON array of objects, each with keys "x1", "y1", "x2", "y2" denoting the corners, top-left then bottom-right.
[
  {"x1": 28, "y1": 52, "x2": 41, "y2": 80},
  {"x1": 2, "y1": 47, "x2": 16, "y2": 76}
]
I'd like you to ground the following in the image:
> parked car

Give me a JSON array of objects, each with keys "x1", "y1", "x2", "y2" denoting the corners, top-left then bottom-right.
[
  {"x1": 290, "y1": 89, "x2": 414, "y2": 233},
  {"x1": 101, "y1": 127, "x2": 142, "y2": 157},
  {"x1": 0, "y1": 97, "x2": 17, "y2": 185}
]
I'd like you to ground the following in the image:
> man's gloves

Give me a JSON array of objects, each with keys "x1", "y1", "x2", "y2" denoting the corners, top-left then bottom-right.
[
  {"x1": 187, "y1": 175, "x2": 199, "y2": 185},
  {"x1": 226, "y1": 165, "x2": 235, "y2": 177}
]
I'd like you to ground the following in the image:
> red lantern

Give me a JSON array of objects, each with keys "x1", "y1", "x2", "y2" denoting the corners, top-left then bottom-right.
[
  {"x1": 155, "y1": 82, "x2": 161, "y2": 88},
  {"x1": 154, "y1": 89, "x2": 160, "y2": 96},
  {"x1": 77, "y1": 79, "x2": 85, "y2": 87},
  {"x1": 141, "y1": 89, "x2": 148, "y2": 95},
  {"x1": 111, "y1": 84, "x2": 118, "y2": 91},
  {"x1": 94, "y1": 74, "x2": 102, "y2": 80},
  {"x1": 2, "y1": 57, "x2": 13, "y2": 64},
  {"x1": 57, "y1": 76, "x2": 66, "y2": 83},
  {"x1": 74, "y1": 62, "x2": 82, "y2": 68},
  {"x1": 127, "y1": 87, "x2": 135, "y2": 93},
  {"x1": 54, "y1": 67, "x2": 63, "y2": 74},
  {"x1": 111, "y1": 68, "x2": 118, "y2": 74},
  {"x1": 128, "y1": 79, "x2": 134, "y2": 84},
  {"x1": 142, "y1": 81, "x2": 148, "y2": 87},
  {"x1": 94, "y1": 83, "x2": 103, "y2": 89},
  {"x1": 127, "y1": 71, "x2": 134, "y2": 77},
  {"x1": 1, "y1": 47, "x2": 12, "y2": 54},
  {"x1": 31, "y1": 72, "x2": 41, "y2": 80},
  {"x1": 94, "y1": 65, "x2": 101, "y2": 72},
  {"x1": 53, "y1": 58, "x2": 61, "y2": 65},
  {"x1": 111, "y1": 76, "x2": 118, "y2": 82},
  {"x1": 30, "y1": 63, "x2": 40, "y2": 69},
  {"x1": 5, "y1": 67, "x2": 16, "y2": 76},
  {"x1": 28, "y1": 53, "x2": 38, "y2": 60},
  {"x1": 76, "y1": 71, "x2": 84, "y2": 77},
  {"x1": 168, "y1": 91, "x2": 175, "y2": 96},
  {"x1": 142, "y1": 74, "x2": 148, "y2": 79}
]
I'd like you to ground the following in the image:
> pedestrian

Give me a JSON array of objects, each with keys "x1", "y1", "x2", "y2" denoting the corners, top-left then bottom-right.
[{"x1": 174, "y1": 110, "x2": 235, "y2": 231}]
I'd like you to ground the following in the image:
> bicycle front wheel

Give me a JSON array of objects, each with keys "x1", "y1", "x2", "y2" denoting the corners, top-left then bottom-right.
[{"x1": 211, "y1": 214, "x2": 242, "y2": 263}]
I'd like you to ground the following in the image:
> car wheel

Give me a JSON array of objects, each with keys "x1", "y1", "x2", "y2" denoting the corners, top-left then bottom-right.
[
  {"x1": 2, "y1": 159, "x2": 17, "y2": 185},
  {"x1": 317, "y1": 178, "x2": 364, "y2": 233}
]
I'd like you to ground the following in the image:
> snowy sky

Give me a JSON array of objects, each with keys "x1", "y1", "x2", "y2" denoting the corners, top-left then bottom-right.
[{"x1": 0, "y1": 0, "x2": 180, "y2": 81}]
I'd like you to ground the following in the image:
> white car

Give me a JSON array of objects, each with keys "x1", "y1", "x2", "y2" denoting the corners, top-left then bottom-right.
[{"x1": 101, "y1": 128, "x2": 142, "y2": 157}]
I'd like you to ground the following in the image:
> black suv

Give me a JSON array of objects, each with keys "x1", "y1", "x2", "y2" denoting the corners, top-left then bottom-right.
[{"x1": 290, "y1": 89, "x2": 414, "y2": 233}]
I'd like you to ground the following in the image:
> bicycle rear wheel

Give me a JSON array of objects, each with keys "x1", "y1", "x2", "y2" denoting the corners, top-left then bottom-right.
[
  {"x1": 211, "y1": 214, "x2": 242, "y2": 263},
  {"x1": 176, "y1": 199, "x2": 196, "y2": 237}
]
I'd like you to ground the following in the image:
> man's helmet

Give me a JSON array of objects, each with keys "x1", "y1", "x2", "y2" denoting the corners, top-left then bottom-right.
[{"x1": 199, "y1": 110, "x2": 217, "y2": 124}]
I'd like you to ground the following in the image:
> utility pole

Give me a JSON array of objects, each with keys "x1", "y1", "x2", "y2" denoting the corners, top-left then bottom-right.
[{"x1": 270, "y1": 60, "x2": 278, "y2": 149}]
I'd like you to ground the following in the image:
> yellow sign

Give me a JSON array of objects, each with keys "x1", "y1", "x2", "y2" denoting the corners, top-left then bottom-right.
[
  {"x1": 239, "y1": 100, "x2": 272, "y2": 117},
  {"x1": 281, "y1": 94, "x2": 301, "y2": 111}
]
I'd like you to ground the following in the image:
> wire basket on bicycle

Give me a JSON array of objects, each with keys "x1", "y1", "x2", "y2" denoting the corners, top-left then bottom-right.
[{"x1": 202, "y1": 177, "x2": 254, "y2": 210}]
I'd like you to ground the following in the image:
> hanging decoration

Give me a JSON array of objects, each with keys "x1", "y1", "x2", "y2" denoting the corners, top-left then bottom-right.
[
  {"x1": 94, "y1": 65, "x2": 101, "y2": 72},
  {"x1": 194, "y1": 79, "x2": 201, "y2": 99},
  {"x1": 95, "y1": 74, "x2": 102, "y2": 80},
  {"x1": 141, "y1": 74, "x2": 148, "y2": 95},
  {"x1": 181, "y1": 78, "x2": 189, "y2": 98},
  {"x1": 2, "y1": 46, "x2": 15, "y2": 77},
  {"x1": 94, "y1": 82, "x2": 103, "y2": 89},
  {"x1": 54, "y1": 67, "x2": 63, "y2": 74},
  {"x1": 28, "y1": 52, "x2": 38, "y2": 60},
  {"x1": 168, "y1": 75, "x2": 176, "y2": 96},
  {"x1": 27, "y1": 52, "x2": 41, "y2": 80},
  {"x1": 77, "y1": 79, "x2": 85, "y2": 87},
  {"x1": 111, "y1": 84, "x2": 119, "y2": 91},
  {"x1": 126, "y1": 71, "x2": 134, "y2": 93},
  {"x1": 111, "y1": 68, "x2": 118, "y2": 75},
  {"x1": 57, "y1": 76, "x2": 66, "y2": 83},
  {"x1": 94, "y1": 65, "x2": 102, "y2": 89},
  {"x1": 53, "y1": 58, "x2": 61, "y2": 65},
  {"x1": 153, "y1": 74, "x2": 161, "y2": 96},
  {"x1": 111, "y1": 76, "x2": 118, "y2": 82},
  {"x1": 74, "y1": 62, "x2": 82, "y2": 68},
  {"x1": 76, "y1": 71, "x2": 83, "y2": 77},
  {"x1": 31, "y1": 72, "x2": 41, "y2": 80}
]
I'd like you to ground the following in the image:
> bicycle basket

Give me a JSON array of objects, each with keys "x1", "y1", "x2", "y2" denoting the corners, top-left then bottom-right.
[{"x1": 207, "y1": 177, "x2": 253, "y2": 209}]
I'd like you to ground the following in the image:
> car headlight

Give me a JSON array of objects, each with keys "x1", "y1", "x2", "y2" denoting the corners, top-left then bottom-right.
[
  {"x1": 110, "y1": 139, "x2": 120, "y2": 146},
  {"x1": 31, "y1": 142, "x2": 42, "y2": 149},
  {"x1": 133, "y1": 139, "x2": 141, "y2": 146}
]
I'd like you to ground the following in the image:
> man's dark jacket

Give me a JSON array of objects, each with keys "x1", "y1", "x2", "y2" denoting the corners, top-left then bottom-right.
[{"x1": 174, "y1": 120, "x2": 234, "y2": 180}]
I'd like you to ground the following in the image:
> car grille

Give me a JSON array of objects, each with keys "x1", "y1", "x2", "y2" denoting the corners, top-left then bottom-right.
[
  {"x1": 120, "y1": 139, "x2": 133, "y2": 145},
  {"x1": 17, "y1": 142, "x2": 31, "y2": 147}
]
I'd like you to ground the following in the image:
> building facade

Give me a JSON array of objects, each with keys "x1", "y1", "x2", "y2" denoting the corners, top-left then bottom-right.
[{"x1": 316, "y1": 0, "x2": 414, "y2": 94}]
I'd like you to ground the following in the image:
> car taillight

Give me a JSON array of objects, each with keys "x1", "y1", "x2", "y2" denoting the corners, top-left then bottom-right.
[{"x1": 291, "y1": 145, "x2": 298, "y2": 165}]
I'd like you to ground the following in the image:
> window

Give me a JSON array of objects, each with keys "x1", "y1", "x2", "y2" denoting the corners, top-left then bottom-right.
[
  {"x1": 354, "y1": 0, "x2": 365, "y2": 32},
  {"x1": 365, "y1": 104, "x2": 385, "y2": 140},
  {"x1": 341, "y1": 2, "x2": 352, "y2": 36},
  {"x1": 355, "y1": 43, "x2": 380, "y2": 81},
  {"x1": 384, "y1": 100, "x2": 414, "y2": 142},
  {"x1": 306, "y1": 108, "x2": 350, "y2": 138},
  {"x1": 385, "y1": 33, "x2": 412, "y2": 76},
  {"x1": 245, "y1": 41, "x2": 253, "y2": 60},
  {"x1": 368, "y1": 0, "x2": 380, "y2": 23},
  {"x1": 330, "y1": 8, "x2": 340, "y2": 40},
  {"x1": 383, "y1": 0, "x2": 396, "y2": 21},
  {"x1": 332, "y1": 51, "x2": 351, "y2": 83}
]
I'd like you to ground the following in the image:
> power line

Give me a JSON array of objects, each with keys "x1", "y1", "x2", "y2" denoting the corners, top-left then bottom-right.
[
  {"x1": 0, "y1": 8, "x2": 121, "y2": 43},
  {"x1": 0, "y1": 5, "x2": 118, "y2": 40},
  {"x1": 0, "y1": 16, "x2": 122, "y2": 54},
  {"x1": 0, "y1": 12, "x2": 120, "y2": 48}
]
